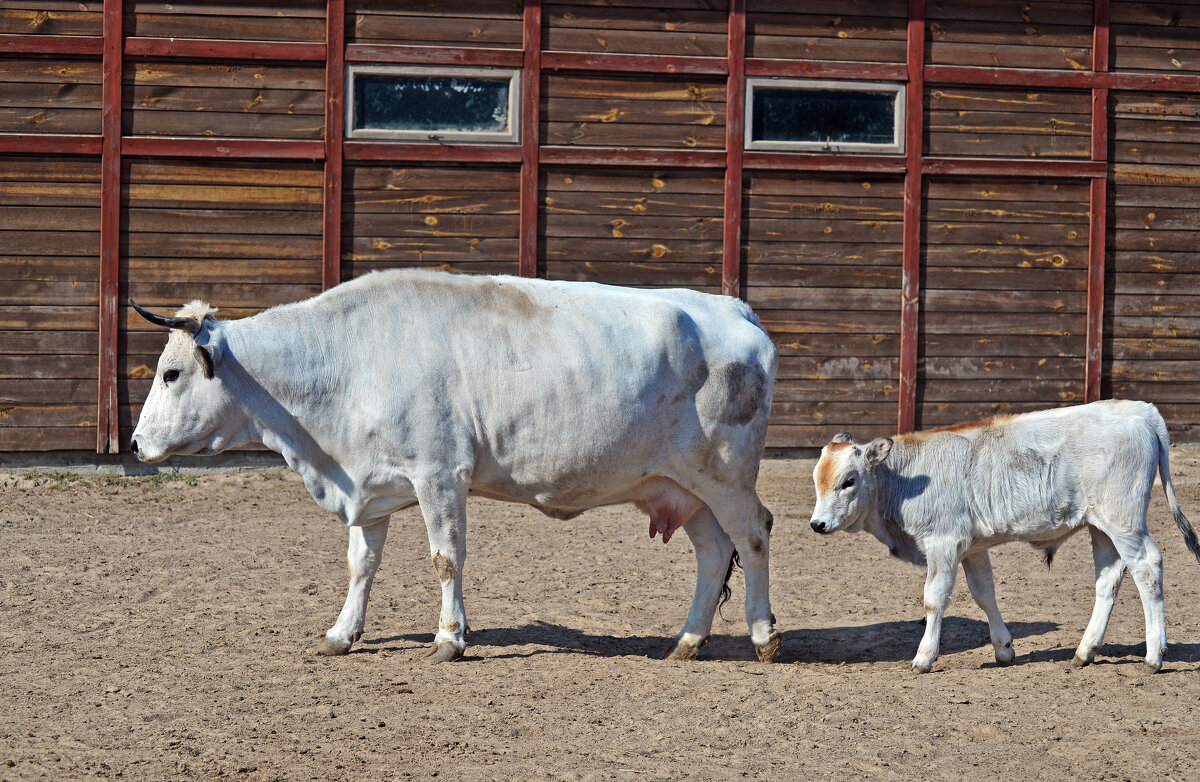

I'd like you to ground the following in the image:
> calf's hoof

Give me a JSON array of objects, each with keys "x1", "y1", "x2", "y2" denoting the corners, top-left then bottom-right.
[
  {"x1": 1070, "y1": 654, "x2": 1092, "y2": 668},
  {"x1": 308, "y1": 637, "x2": 352, "y2": 656},
  {"x1": 994, "y1": 643, "x2": 1015, "y2": 667},
  {"x1": 424, "y1": 641, "x2": 464, "y2": 663},
  {"x1": 664, "y1": 639, "x2": 702, "y2": 661},
  {"x1": 1142, "y1": 660, "x2": 1163, "y2": 674},
  {"x1": 754, "y1": 631, "x2": 782, "y2": 663},
  {"x1": 911, "y1": 658, "x2": 934, "y2": 674}
]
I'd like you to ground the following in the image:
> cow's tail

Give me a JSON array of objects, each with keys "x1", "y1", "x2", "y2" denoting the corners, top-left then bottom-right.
[
  {"x1": 1152, "y1": 407, "x2": 1200, "y2": 563},
  {"x1": 718, "y1": 550, "x2": 742, "y2": 613}
]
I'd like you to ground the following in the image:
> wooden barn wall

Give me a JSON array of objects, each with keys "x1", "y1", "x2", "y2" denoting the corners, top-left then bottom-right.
[
  {"x1": 742, "y1": 173, "x2": 903, "y2": 447},
  {"x1": 118, "y1": 160, "x2": 324, "y2": 443},
  {"x1": 0, "y1": 156, "x2": 100, "y2": 450},
  {"x1": 5, "y1": 0, "x2": 1200, "y2": 454},
  {"x1": 541, "y1": 167, "x2": 723, "y2": 291},
  {"x1": 342, "y1": 165, "x2": 521, "y2": 280},
  {"x1": 919, "y1": 178, "x2": 1089, "y2": 427}
]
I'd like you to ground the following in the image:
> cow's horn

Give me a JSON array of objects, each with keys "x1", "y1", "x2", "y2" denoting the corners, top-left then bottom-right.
[{"x1": 129, "y1": 298, "x2": 201, "y2": 333}]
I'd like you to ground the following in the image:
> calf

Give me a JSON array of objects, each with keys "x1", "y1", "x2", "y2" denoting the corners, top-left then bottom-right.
[{"x1": 809, "y1": 399, "x2": 1200, "y2": 673}]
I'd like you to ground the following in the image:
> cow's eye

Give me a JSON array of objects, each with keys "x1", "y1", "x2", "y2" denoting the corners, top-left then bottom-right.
[
  {"x1": 163, "y1": 369, "x2": 180, "y2": 383},
  {"x1": 841, "y1": 476, "x2": 856, "y2": 490}
]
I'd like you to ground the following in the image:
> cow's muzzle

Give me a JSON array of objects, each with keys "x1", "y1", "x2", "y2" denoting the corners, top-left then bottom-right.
[{"x1": 810, "y1": 519, "x2": 830, "y2": 534}]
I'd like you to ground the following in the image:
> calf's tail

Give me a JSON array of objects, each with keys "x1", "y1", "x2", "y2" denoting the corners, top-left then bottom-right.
[{"x1": 1152, "y1": 408, "x2": 1200, "y2": 563}]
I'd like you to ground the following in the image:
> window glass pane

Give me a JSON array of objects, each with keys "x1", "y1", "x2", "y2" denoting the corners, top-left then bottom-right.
[
  {"x1": 353, "y1": 75, "x2": 511, "y2": 133},
  {"x1": 751, "y1": 89, "x2": 895, "y2": 145}
]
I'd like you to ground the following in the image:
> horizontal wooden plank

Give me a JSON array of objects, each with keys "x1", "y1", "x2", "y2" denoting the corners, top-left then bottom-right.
[
  {"x1": 544, "y1": 96, "x2": 724, "y2": 126},
  {"x1": 0, "y1": 329, "x2": 96, "y2": 355},
  {"x1": 546, "y1": 4, "x2": 726, "y2": 33},
  {"x1": 344, "y1": 236, "x2": 518, "y2": 263},
  {"x1": 928, "y1": 0, "x2": 1095, "y2": 26},
  {"x1": 918, "y1": 380, "x2": 1082, "y2": 404},
  {"x1": 344, "y1": 260, "x2": 518, "y2": 277},
  {"x1": 544, "y1": 190, "x2": 722, "y2": 217},
  {"x1": 544, "y1": 213, "x2": 721, "y2": 240},
  {"x1": 125, "y1": 14, "x2": 324, "y2": 42},
  {"x1": 545, "y1": 168, "x2": 722, "y2": 194},
  {"x1": 0, "y1": 353, "x2": 95, "y2": 379},
  {"x1": 747, "y1": 33, "x2": 907, "y2": 62},
  {"x1": 542, "y1": 120, "x2": 725, "y2": 148},
  {"x1": 543, "y1": 237, "x2": 721, "y2": 264},
  {"x1": 350, "y1": 13, "x2": 522, "y2": 48},
  {"x1": 0, "y1": 426, "x2": 96, "y2": 451},
  {"x1": 927, "y1": 42, "x2": 1092, "y2": 71},
  {"x1": 127, "y1": 84, "x2": 324, "y2": 116},
  {"x1": 126, "y1": 159, "x2": 322, "y2": 187},
  {"x1": 545, "y1": 261, "x2": 720, "y2": 287},
  {"x1": 122, "y1": 233, "x2": 320, "y2": 260},
  {"x1": 0, "y1": 404, "x2": 95, "y2": 427},
  {"x1": 348, "y1": 165, "x2": 519, "y2": 193},
  {"x1": 0, "y1": 106, "x2": 99, "y2": 134},
  {"x1": 543, "y1": 25, "x2": 726, "y2": 57},
  {"x1": 747, "y1": 11, "x2": 905, "y2": 41},
  {"x1": 0, "y1": 377, "x2": 97, "y2": 405},
  {"x1": 123, "y1": 109, "x2": 323, "y2": 140},
  {"x1": 0, "y1": 9, "x2": 100, "y2": 36}
]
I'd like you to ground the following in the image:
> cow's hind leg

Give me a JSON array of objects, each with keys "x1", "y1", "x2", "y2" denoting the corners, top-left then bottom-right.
[
  {"x1": 310, "y1": 515, "x2": 391, "y2": 656},
  {"x1": 665, "y1": 506, "x2": 735, "y2": 661},
  {"x1": 961, "y1": 551, "x2": 1015, "y2": 666},
  {"x1": 707, "y1": 494, "x2": 780, "y2": 662},
  {"x1": 1073, "y1": 526, "x2": 1125, "y2": 667},
  {"x1": 1106, "y1": 531, "x2": 1166, "y2": 671},
  {"x1": 417, "y1": 475, "x2": 470, "y2": 663},
  {"x1": 912, "y1": 543, "x2": 961, "y2": 673}
]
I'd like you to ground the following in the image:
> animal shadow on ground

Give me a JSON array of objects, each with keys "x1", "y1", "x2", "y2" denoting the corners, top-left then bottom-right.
[{"x1": 359, "y1": 616, "x2": 1070, "y2": 666}]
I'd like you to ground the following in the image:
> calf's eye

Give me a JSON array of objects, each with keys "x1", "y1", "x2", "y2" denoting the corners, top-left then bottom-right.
[
  {"x1": 163, "y1": 369, "x2": 180, "y2": 383},
  {"x1": 841, "y1": 476, "x2": 856, "y2": 490}
]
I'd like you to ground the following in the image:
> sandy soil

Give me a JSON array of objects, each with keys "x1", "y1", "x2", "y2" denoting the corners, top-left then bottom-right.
[{"x1": 5, "y1": 449, "x2": 1200, "y2": 781}]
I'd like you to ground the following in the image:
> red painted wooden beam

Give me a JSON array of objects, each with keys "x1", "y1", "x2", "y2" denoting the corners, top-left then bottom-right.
[
  {"x1": 122, "y1": 137, "x2": 325, "y2": 159},
  {"x1": 1085, "y1": 0, "x2": 1111, "y2": 404},
  {"x1": 97, "y1": 0, "x2": 122, "y2": 454},
  {"x1": 540, "y1": 146, "x2": 725, "y2": 168},
  {"x1": 926, "y1": 65, "x2": 1094, "y2": 89},
  {"x1": 745, "y1": 153, "x2": 906, "y2": 174},
  {"x1": 124, "y1": 37, "x2": 325, "y2": 61},
  {"x1": 0, "y1": 33, "x2": 102, "y2": 55},
  {"x1": 344, "y1": 142, "x2": 521, "y2": 163},
  {"x1": 722, "y1": 0, "x2": 746, "y2": 299},
  {"x1": 323, "y1": 0, "x2": 345, "y2": 292},
  {"x1": 346, "y1": 44, "x2": 524, "y2": 68},
  {"x1": 542, "y1": 51, "x2": 726, "y2": 76},
  {"x1": 922, "y1": 158, "x2": 1106, "y2": 178},
  {"x1": 518, "y1": 0, "x2": 541, "y2": 279},
  {"x1": 0, "y1": 134, "x2": 102, "y2": 155},
  {"x1": 897, "y1": 0, "x2": 924, "y2": 435},
  {"x1": 746, "y1": 59, "x2": 907, "y2": 82}
]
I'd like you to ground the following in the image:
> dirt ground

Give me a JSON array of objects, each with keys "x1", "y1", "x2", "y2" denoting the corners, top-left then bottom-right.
[{"x1": 5, "y1": 448, "x2": 1200, "y2": 781}]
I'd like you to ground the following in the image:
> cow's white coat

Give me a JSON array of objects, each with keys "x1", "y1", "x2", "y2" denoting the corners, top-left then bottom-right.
[
  {"x1": 809, "y1": 400, "x2": 1200, "y2": 673},
  {"x1": 131, "y1": 269, "x2": 780, "y2": 662}
]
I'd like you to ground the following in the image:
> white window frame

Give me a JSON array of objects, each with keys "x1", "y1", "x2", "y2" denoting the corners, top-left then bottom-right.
[
  {"x1": 744, "y1": 78, "x2": 906, "y2": 154},
  {"x1": 345, "y1": 64, "x2": 522, "y2": 144}
]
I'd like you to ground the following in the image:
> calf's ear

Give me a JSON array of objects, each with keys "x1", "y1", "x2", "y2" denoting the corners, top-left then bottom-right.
[
  {"x1": 832, "y1": 432, "x2": 854, "y2": 444},
  {"x1": 864, "y1": 437, "x2": 893, "y2": 468}
]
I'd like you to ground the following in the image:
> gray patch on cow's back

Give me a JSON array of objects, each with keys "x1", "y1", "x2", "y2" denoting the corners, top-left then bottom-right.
[{"x1": 695, "y1": 361, "x2": 767, "y2": 426}]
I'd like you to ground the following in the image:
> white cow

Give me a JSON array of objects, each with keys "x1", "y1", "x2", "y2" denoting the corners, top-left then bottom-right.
[
  {"x1": 809, "y1": 400, "x2": 1200, "y2": 673},
  {"x1": 130, "y1": 269, "x2": 781, "y2": 662}
]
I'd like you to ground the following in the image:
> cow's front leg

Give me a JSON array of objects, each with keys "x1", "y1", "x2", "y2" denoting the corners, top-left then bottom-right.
[
  {"x1": 913, "y1": 544, "x2": 960, "y2": 673},
  {"x1": 666, "y1": 506, "x2": 735, "y2": 660},
  {"x1": 1074, "y1": 525, "x2": 1125, "y2": 667},
  {"x1": 416, "y1": 475, "x2": 469, "y2": 663},
  {"x1": 311, "y1": 515, "x2": 391, "y2": 656},
  {"x1": 961, "y1": 550, "x2": 1015, "y2": 666}
]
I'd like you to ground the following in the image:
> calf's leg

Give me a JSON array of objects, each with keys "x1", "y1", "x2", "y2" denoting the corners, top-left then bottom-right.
[
  {"x1": 961, "y1": 551, "x2": 1015, "y2": 666},
  {"x1": 1108, "y1": 532, "x2": 1166, "y2": 671},
  {"x1": 913, "y1": 544, "x2": 961, "y2": 673},
  {"x1": 417, "y1": 475, "x2": 470, "y2": 663},
  {"x1": 311, "y1": 515, "x2": 391, "y2": 656},
  {"x1": 1073, "y1": 526, "x2": 1125, "y2": 667},
  {"x1": 665, "y1": 506, "x2": 735, "y2": 660}
]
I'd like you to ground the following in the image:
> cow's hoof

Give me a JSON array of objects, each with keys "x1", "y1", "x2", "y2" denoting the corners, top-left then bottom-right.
[
  {"x1": 994, "y1": 643, "x2": 1015, "y2": 667},
  {"x1": 664, "y1": 640, "x2": 701, "y2": 661},
  {"x1": 1142, "y1": 660, "x2": 1163, "y2": 675},
  {"x1": 424, "y1": 641, "x2": 464, "y2": 663},
  {"x1": 308, "y1": 637, "x2": 351, "y2": 656},
  {"x1": 911, "y1": 659, "x2": 934, "y2": 674},
  {"x1": 1070, "y1": 654, "x2": 1092, "y2": 668},
  {"x1": 754, "y1": 631, "x2": 782, "y2": 663}
]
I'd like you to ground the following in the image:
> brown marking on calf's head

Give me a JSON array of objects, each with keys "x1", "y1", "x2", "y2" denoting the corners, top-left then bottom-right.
[{"x1": 815, "y1": 439, "x2": 854, "y2": 496}]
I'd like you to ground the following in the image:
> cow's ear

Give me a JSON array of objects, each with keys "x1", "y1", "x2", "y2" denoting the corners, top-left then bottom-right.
[
  {"x1": 831, "y1": 432, "x2": 854, "y2": 444},
  {"x1": 864, "y1": 437, "x2": 893, "y2": 468},
  {"x1": 194, "y1": 344, "x2": 215, "y2": 379}
]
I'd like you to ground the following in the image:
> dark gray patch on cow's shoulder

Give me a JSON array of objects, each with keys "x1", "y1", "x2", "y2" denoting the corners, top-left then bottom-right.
[{"x1": 695, "y1": 361, "x2": 767, "y2": 426}]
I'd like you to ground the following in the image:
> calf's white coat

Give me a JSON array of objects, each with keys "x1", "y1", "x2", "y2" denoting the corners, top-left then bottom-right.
[{"x1": 809, "y1": 400, "x2": 1200, "y2": 672}]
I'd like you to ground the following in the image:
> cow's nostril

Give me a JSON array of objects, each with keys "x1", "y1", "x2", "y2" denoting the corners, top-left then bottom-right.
[
  {"x1": 811, "y1": 520, "x2": 826, "y2": 533},
  {"x1": 130, "y1": 438, "x2": 139, "y2": 454}
]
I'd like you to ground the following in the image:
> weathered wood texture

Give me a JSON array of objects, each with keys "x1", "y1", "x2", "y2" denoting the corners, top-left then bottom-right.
[
  {"x1": 0, "y1": 58, "x2": 102, "y2": 135},
  {"x1": 117, "y1": 160, "x2": 323, "y2": 438},
  {"x1": 918, "y1": 177, "x2": 1090, "y2": 427},
  {"x1": 545, "y1": 0, "x2": 729, "y2": 57},
  {"x1": 342, "y1": 164, "x2": 521, "y2": 278},
  {"x1": 348, "y1": 0, "x2": 523, "y2": 48},
  {"x1": 0, "y1": 156, "x2": 100, "y2": 450},
  {"x1": 1107, "y1": 88, "x2": 1200, "y2": 439},
  {"x1": 747, "y1": 0, "x2": 907, "y2": 64},
  {"x1": 1111, "y1": 0, "x2": 1200, "y2": 74},
  {"x1": 925, "y1": 87, "x2": 1091, "y2": 159},
  {"x1": 122, "y1": 61, "x2": 325, "y2": 139},
  {"x1": 0, "y1": 2, "x2": 103, "y2": 36},
  {"x1": 743, "y1": 173, "x2": 903, "y2": 442},
  {"x1": 542, "y1": 74, "x2": 726, "y2": 149},
  {"x1": 542, "y1": 166, "x2": 723, "y2": 291},
  {"x1": 124, "y1": 2, "x2": 325, "y2": 42},
  {"x1": 926, "y1": 0, "x2": 1094, "y2": 70}
]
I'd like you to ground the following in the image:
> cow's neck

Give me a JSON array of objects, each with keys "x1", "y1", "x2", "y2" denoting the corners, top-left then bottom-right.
[
  {"x1": 221, "y1": 317, "x2": 360, "y2": 522},
  {"x1": 863, "y1": 441, "x2": 926, "y2": 564}
]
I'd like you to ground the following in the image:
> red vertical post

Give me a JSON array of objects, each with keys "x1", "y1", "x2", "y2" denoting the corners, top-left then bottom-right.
[
  {"x1": 897, "y1": 0, "x2": 925, "y2": 434},
  {"x1": 518, "y1": 0, "x2": 541, "y2": 278},
  {"x1": 323, "y1": 0, "x2": 345, "y2": 291},
  {"x1": 1085, "y1": 0, "x2": 1110, "y2": 403},
  {"x1": 722, "y1": 0, "x2": 746, "y2": 298},
  {"x1": 97, "y1": 0, "x2": 123, "y2": 453}
]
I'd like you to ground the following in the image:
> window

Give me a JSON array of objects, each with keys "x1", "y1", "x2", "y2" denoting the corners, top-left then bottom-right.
[
  {"x1": 745, "y1": 79, "x2": 905, "y2": 154},
  {"x1": 346, "y1": 65, "x2": 521, "y2": 144}
]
